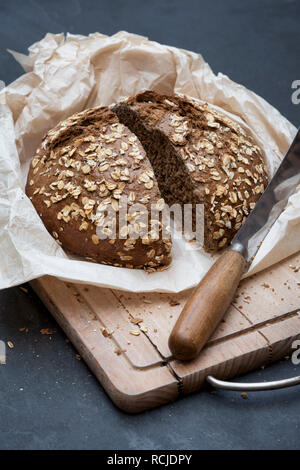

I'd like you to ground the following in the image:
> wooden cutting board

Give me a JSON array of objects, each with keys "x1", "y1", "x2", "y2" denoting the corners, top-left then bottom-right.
[{"x1": 30, "y1": 251, "x2": 300, "y2": 413}]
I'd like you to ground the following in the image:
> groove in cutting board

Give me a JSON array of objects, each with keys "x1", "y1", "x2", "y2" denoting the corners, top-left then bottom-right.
[{"x1": 75, "y1": 283, "x2": 162, "y2": 369}]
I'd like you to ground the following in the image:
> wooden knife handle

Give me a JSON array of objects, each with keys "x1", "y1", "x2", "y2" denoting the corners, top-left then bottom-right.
[{"x1": 168, "y1": 249, "x2": 245, "y2": 361}]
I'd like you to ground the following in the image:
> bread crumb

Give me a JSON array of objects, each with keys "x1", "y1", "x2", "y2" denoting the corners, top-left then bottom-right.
[
  {"x1": 114, "y1": 347, "x2": 126, "y2": 356},
  {"x1": 241, "y1": 392, "x2": 248, "y2": 399},
  {"x1": 40, "y1": 328, "x2": 55, "y2": 335},
  {"x1": 101, "y1": 328, "x2": 113, "y2": 338},
  {"x1": 7, "y1": 341, "x2": 14, "y2": 349}
]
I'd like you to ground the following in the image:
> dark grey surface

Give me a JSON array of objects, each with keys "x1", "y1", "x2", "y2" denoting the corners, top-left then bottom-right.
[{"x1": 0, "y1": 0, "x2": 299, "y2": 450}]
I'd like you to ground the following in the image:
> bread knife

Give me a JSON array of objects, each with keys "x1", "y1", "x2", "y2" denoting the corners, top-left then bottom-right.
[{"x1": 169, "y1": 128, "x2": 300, "y2": 361}]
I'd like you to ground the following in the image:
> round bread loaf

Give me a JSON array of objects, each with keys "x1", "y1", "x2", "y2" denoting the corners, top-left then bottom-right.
[
  {"x1": 25, "y1": 106, "x2": 172, "y2": 271},
  {"x1": 26, "y1": 92, "x2": 269, "y2": 270},
  {"x1": 114, "y1": 91, "x2": 269, "y2": 252}
]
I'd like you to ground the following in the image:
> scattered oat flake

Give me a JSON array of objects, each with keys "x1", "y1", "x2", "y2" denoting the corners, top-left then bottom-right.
[
  {"x1": 140, "y1": 326, "x2": 148, "y2": 333},
  {"x1": 262, "y1": 283, "x2": 270, "y2": 288},
  {"x1": 169, "y1": 299, "x2": 180, "y2": 307},
  {"x1": 19, "y1": 287, "x2": 28, "y2": 293},
  {"x1": 40, "y1": 328, "x2": 55, "y2": 335},
  {"x1": 75, "y1": 354, "x2": 81, "y2": 360},
  {"x1": 143, "y1": 299, "x2": 152, "y2": 304},
  {"x1": 7, "y1": 341, "x2": 14, "y2": 349},
  {"x1": 130, "y1": 330, "x2": 140, "y2": 336},
  {"x1": 130, "y1": 317, "x2": 143, "y2": 325}
]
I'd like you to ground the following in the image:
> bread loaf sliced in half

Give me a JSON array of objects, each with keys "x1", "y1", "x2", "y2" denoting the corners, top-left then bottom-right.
[
  {"x1": 114, "y1": 91, "x2": 268, "y2": 252},
  {"x1": 26, "y1": 106, "x2": 172, "y2": 271}
]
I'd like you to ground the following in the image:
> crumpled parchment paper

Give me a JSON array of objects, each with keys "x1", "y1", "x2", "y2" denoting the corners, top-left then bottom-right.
[{"x1": 0, "y1": 31, "x2": 298, "y2": 293}]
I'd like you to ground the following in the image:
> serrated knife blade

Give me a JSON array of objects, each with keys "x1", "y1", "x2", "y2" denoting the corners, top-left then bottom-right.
[{"x1": 231, "y1": 128, "x2": 300, "y2": 262}]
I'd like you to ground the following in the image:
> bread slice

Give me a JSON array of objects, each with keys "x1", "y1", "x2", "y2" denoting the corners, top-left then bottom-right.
[
  {"x1": 114, "y1": 91, "x2": 268, "y2": 251},
  {"x1": 26, "y1": 106, "x2": 172, "y2": 271}
]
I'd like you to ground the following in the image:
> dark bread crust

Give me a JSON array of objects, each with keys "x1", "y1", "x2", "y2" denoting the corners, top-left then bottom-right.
[
  {"x1": 26, "y1": 106, "x2": 172, "y2": 270},
  {"x1": 114, "y1": 91, "x2": 268, "y2": 252}
]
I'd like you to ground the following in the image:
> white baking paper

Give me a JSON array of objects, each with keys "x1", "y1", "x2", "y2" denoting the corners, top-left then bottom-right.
[{"x1": 0, "y1": 31, "x2": 298, "y2": 292}]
